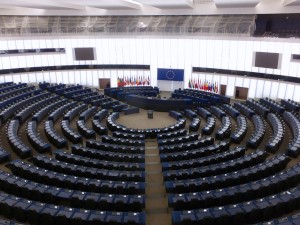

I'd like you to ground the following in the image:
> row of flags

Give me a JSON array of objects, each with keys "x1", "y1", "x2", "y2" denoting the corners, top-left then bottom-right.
[
  {"x1": 117, "y1": 75, "x2": 150, "y2": 87},
  {"x1": 188, "y1": 78, "x2": 219, "y2": 93}
]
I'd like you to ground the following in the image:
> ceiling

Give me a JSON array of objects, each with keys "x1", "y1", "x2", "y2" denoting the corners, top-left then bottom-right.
[{"x1": 0, "y1": 0, "x2": 299, "y2": 16}]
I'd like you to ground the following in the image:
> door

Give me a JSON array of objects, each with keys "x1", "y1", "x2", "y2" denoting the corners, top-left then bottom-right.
[
  {"x1": 220, "y1": 85, "x2": 227, "y2": 96},
  {"x1": 99, "y1": 78, "x2": 111, "y2": 89},
  {"x1": 235, "y1": 86, "x2": 248, "y2": 100}
]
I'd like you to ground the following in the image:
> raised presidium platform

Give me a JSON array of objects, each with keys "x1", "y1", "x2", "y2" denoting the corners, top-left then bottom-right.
[
  {"x1": 125, "y1": 95, "x2": 193, "y2": 112},
  {"x1": 104, "y1": 86, "x2": 159, "y2": 101},
  {"x1": 105, "y1": 87, "x2": 230, "y2": 112}
]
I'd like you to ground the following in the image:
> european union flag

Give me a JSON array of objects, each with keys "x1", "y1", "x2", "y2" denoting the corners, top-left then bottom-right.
[{"x1": 157, "y1": 68, "x2": 184, "y2": 81}]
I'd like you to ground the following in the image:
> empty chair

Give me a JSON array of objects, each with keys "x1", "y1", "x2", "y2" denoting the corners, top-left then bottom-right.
[
  {"x1": 247, "y1": 115, "x2": 265, "y2": 148},
  {"x1": 210, "y1": 106, "x2": 226, "y2": 119},
  {"x1": 54, "y1": 150, "x2": 145, "y2": 171},
  {"x1": 215, "y1": 116, "x2": 231, "y2": 140},
  {"x1": 246, "y1": 99, "x2": 270, "y2": 117},
  {"x1": 27, "y1": 121, "x2": 51, "y2": 153},
  {"x1": 7, "y1": 120, "x2": 32, "y2": 159},
  {"x1": 265, "y1": 113, "x2": 284, "y2": 153},
  {"x1": 230, "y1": 116, "x2": 247, "y2": 144},
  {"x1": 189, "y1": 117, "x2": 201, "y2": 132},
  {"x1": 283, "y1": 111, "x2": 300, "y2": 157},
  {"x1": 44, "y1": 120, "x2": 67, "y2": 148},
  {"x1": 76, "y1": 120, "x2": 96, "y2": 139},
  {"x1": 61, "y1": 120, "x2": 82, "y2": 144},
  {"x1": 234, "y1": 102, "x2": 255, "y2": 118},
  {"x1": 169, "y1": 111, "x2": 183, "y2": 120},
  {"x1": 222, "y1": 104, "x2": 240, "y2": 118},
  {"x1": 202, "y1": 117, "x2": 216, "y2": 135},
  {"x1": 0, "y1": 146, "x2": 11, "y2": 163}
]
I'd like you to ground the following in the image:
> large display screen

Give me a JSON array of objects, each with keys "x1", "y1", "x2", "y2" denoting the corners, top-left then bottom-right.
[
  {"x1": 74, "y1": 48, "x2": 95, "y2": 60},
  {"x1": 254, "y1": 52, "x2": 280, "y2": 69}
]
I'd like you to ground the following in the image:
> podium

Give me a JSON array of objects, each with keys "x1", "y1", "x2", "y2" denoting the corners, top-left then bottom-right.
[{"x1": 147, "y1": 110, "x2": 153, "y2": 119}]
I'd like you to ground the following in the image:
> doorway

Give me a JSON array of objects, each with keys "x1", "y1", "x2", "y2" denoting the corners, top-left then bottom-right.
[
  {"x1": 99, "y1": 78, "x2": 110, "y2": 89},
  {"x1": 235, "y1": 86, "x2": 248, "y2": 100},
  {"x1": 220, "y1": 85, "x2": 227, "y2": 96}
]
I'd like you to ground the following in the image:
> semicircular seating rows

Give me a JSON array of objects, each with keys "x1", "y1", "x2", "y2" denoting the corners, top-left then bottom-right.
[{"x1": 0, "y1": 82, "x2": 300, "y2": 225}]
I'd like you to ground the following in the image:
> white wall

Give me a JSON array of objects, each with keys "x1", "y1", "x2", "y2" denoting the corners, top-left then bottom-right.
[
  {"x1": 0, "y1": 36, "x2": 300, "y2": 100},
  {"x1": 191, "y1": 72, "x2": 300, "y2": 102}
]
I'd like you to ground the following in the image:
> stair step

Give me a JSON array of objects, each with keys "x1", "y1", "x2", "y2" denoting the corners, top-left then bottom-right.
[
  {"x1": 146, "y1": 146, "x2": 158, "y2": 150},
  {"x1": 144, "y1": 134, "x2": 171, "y2": 225},
  {"x1": 145, "y1": 162, "x2": 160, "y2": 165},
  {"x1": 146, "y1": 208, "x2": 169, "y2": 214},
  {"x1": 146, "y1": 171, "x2": 162, "y2": 175},
  {"x1": 146, "y1": 212, "x2": 172, "y2": 225},
  {"x1": 146, "y1": 193, "x2": 166, "y2": 198},
  {"x1": 145, "y1": 153, "x2": 159, "y2": 156}
]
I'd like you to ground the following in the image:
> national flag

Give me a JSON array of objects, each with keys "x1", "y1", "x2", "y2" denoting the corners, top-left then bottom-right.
[
  {"x1": 214, "y1": 82, "x2": 216, "y2": 93},
  {"x1": 194, "y1": 78, "x2": 197, "y2": 89},
  {"x1": 141, "y1": 76, "x2": 145, "y2": 86},
  {"x1": 125, "y1": 76, "x2": 129, "y2": 86},
  {"x1": 117, "y1": 77, "x2": 121, "y2": 87},
  {"x1": 123, "y1": 76, "x2": 126, "y2": 86},
  {"x1": 126, "y1": 76, "x2": 130, "y2": 86},
  {"x1": 215, "y1": 82, "x2": 219, "y2": 93}
]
